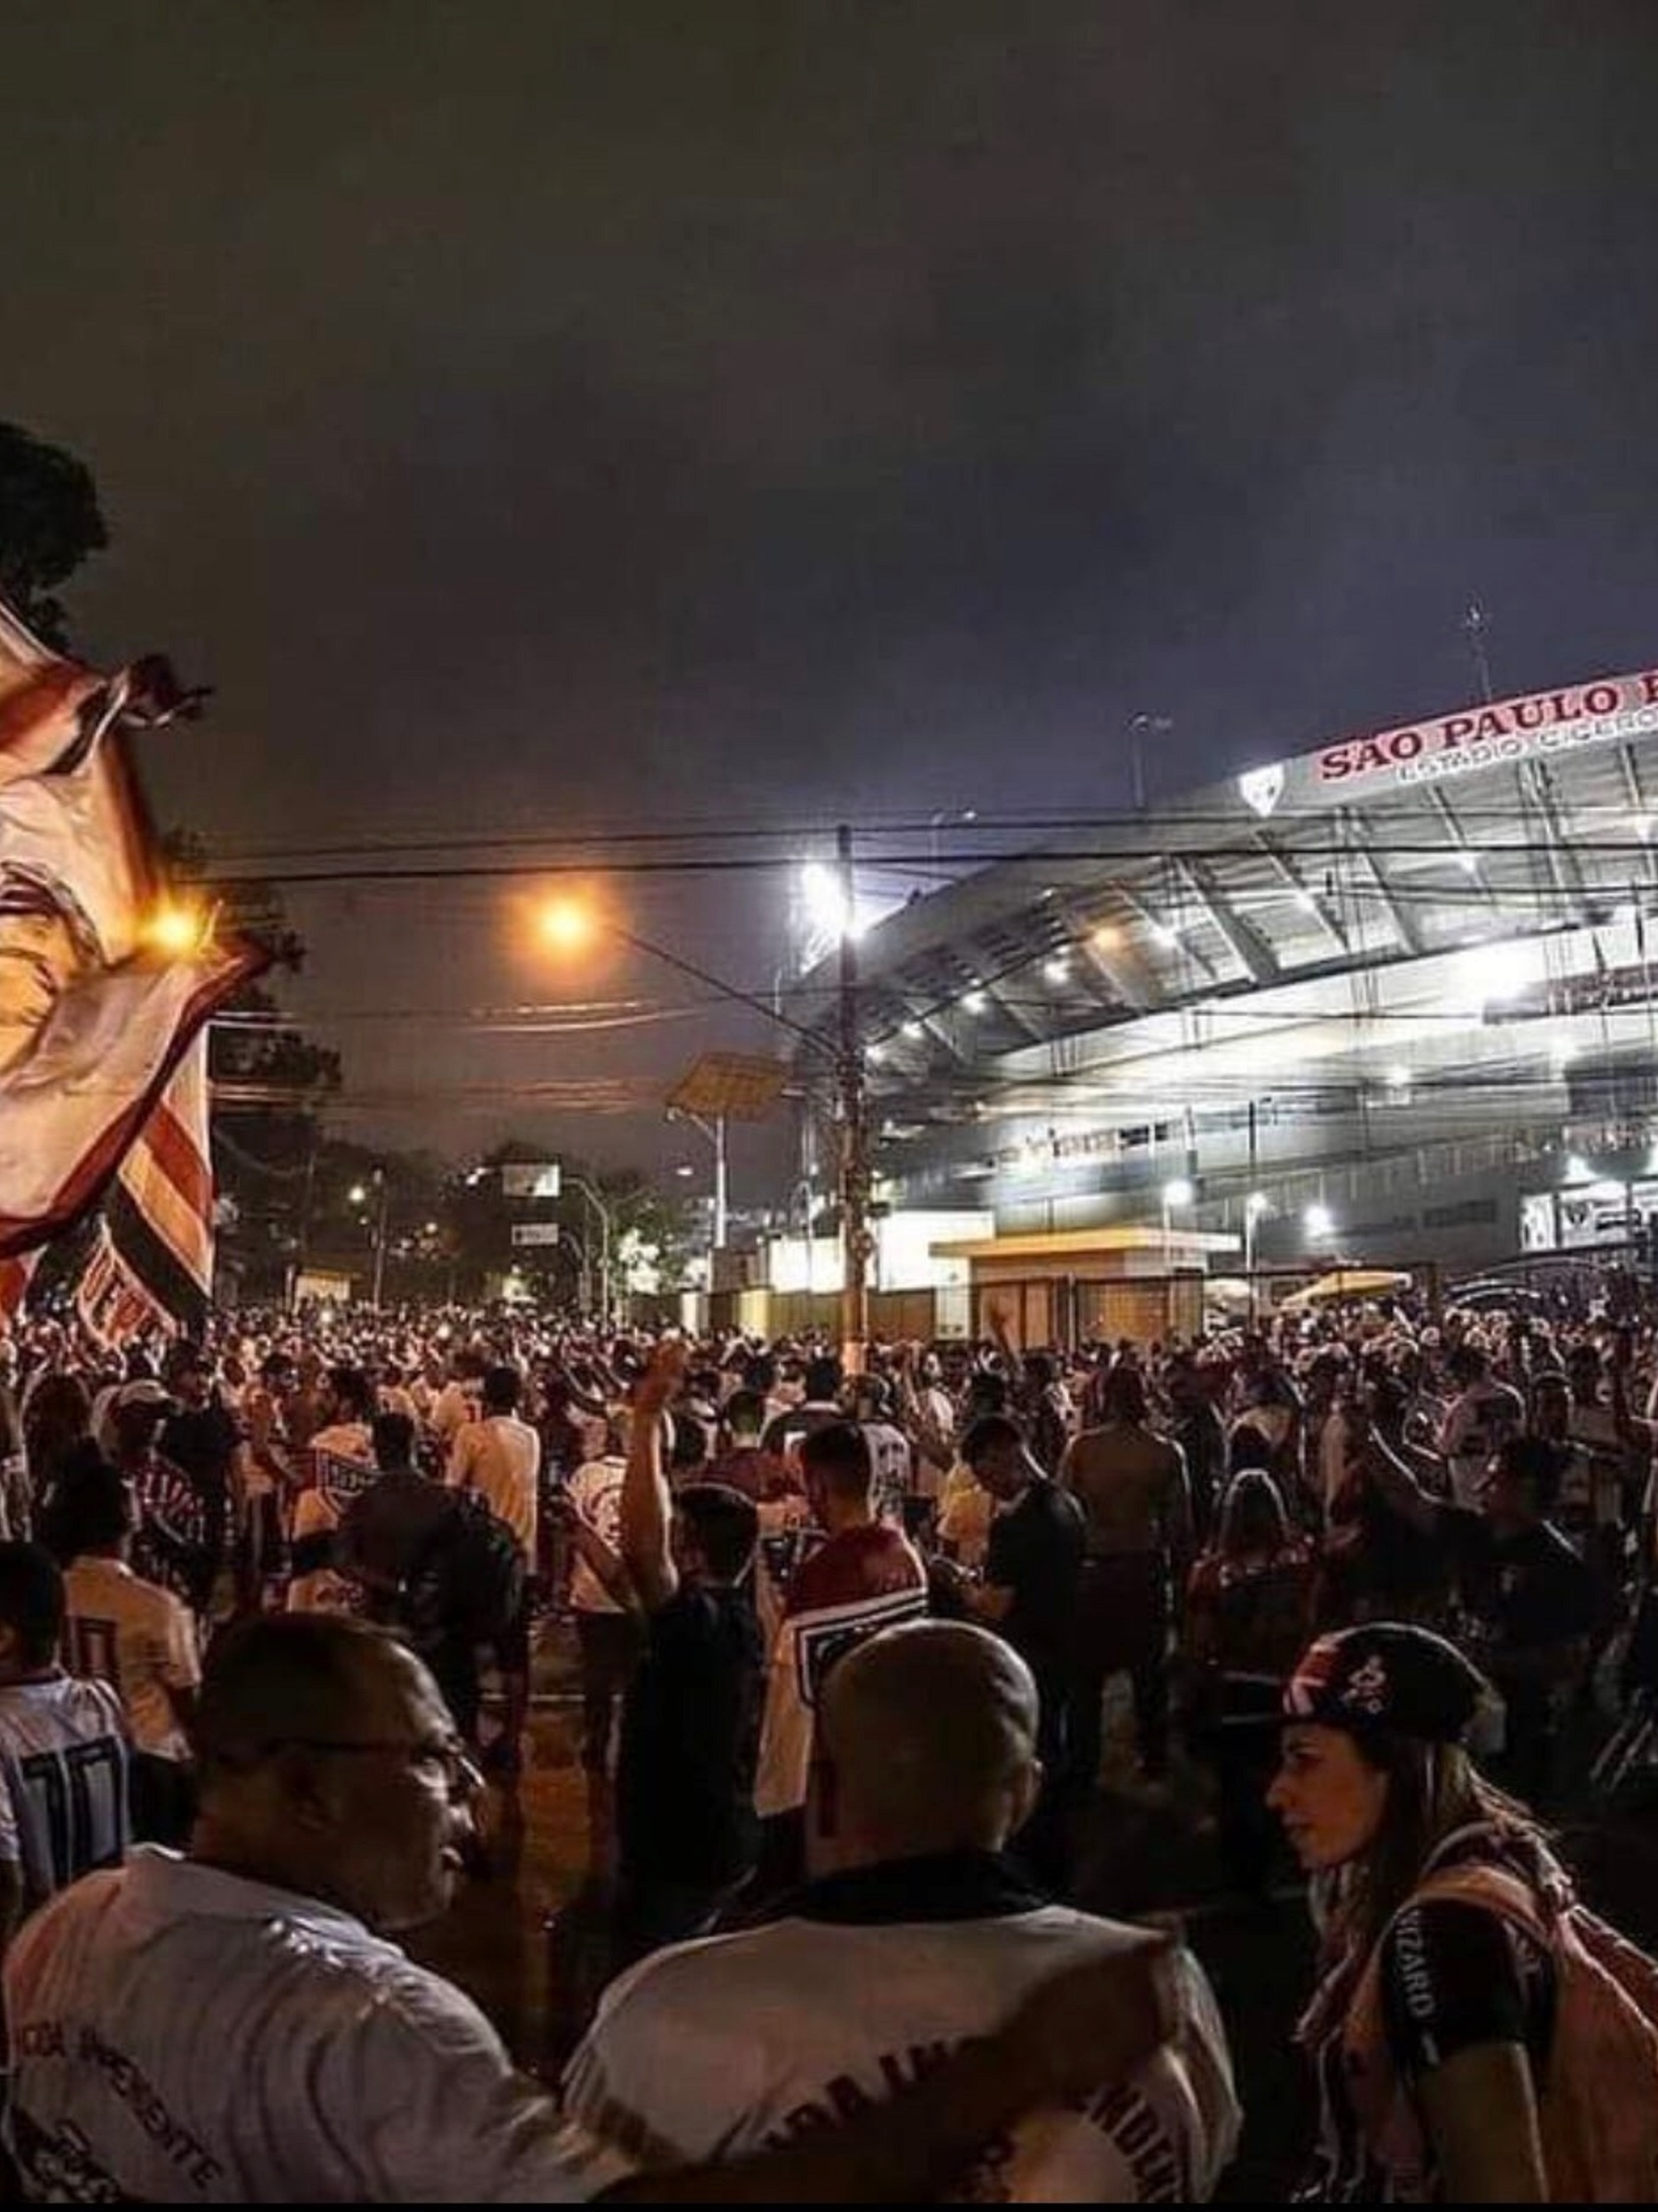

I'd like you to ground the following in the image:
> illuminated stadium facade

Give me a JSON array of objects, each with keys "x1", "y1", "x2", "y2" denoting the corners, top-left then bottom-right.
[{"x1": 790, "y1": 666, "x2": 1658, "y2": 1287}]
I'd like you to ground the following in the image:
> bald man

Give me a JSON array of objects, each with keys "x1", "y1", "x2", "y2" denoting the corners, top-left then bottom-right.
[
  {"x1": 565, "y1": 1622, "x2": 1240, "y2": 2202},
  {"x1": 5, "y1": 1614, "x2": 1185, "y2": 2205}
]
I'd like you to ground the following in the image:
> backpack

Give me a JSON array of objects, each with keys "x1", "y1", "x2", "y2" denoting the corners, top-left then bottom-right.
[
  {"x1": 1340, "y1": 1822, "x2": 1658, "y2": 2202},
  {"x1": 405, "y1": 1492, "x2": 526, "y2": 1648}
]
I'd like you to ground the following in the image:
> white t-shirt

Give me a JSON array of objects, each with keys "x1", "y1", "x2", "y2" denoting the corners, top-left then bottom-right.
[
  {"x1": 0, "y1": 1676, "x2": 129, "y2": 1910},
  {"x1": 565, "y1": 1456, "x2": 627, "y2": 1614},
  {"x1": 4, "y1": 1850, "x2": 627, "y2": 2203},
  {"x1": 63, "y1": 1556, "x2": 200, "y2": 1761},
  {"x1": 564, "y1": 1890, "x2": 1239, "y2": 2201},
  {"x1": 449, "y1": 1414, "x2": 541, "y2": 1558}
]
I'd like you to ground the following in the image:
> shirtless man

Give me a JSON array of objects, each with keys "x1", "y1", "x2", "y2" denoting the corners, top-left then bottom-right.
[{"x1": 1061, "y1": 1364, "x2": 1191, "y2": 1792}]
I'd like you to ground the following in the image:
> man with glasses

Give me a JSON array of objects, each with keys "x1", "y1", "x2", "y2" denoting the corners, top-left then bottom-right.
[{"x1": 5, "y1": 1613, "x2": 1181, "y2": 2203}]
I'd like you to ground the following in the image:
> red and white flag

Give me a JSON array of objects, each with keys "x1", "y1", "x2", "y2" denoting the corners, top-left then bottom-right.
[
  {"x1": 0, "y1": 1251, "x2": 38, "y2": 1323},
  {"x1": 76, "y1": 1035, "x2": 216, "y2": 1344},
  {"x1": 0, "y1": 594, "x2": 263, "y2": 1276}
]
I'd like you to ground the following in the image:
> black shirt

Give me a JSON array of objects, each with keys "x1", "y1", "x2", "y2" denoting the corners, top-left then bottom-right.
[
  {"x1": 1434, "y1": 1507, "x2": 1595, "y2": 1653},
  {"x1": 1174, "y1": 1406, "x2": 1228, "y2": 1547},
  {"x1": 984, "y1": 1477, "x2": 1085, "y2": 1683},
  {"x1": 1300, "y1": 1833, "x2": 1556, "y2": 2204},
  {"x1": 617, "y1": 1581, "x2": 765, "y2": 1888},
  {"x1": 340, "y1": 1473, "x2": 460, "y2": 1629},
  {"x1": 157, "y1": 1404, "x2": 239, "y2": 1523}
]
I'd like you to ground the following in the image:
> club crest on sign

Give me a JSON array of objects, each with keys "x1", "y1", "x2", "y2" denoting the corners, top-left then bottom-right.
[{"x1": 1238, "y1": 762, "x2": 1285, "y2": 817}]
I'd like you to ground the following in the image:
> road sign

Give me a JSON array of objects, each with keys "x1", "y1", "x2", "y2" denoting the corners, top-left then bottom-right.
[
  {"x1": 502, "y1": 1162, "x2": 562, "y2": 1199},
  {"x1": 668, "y1": 1052, "x2": 788, "y2": 1122},
  {"x1": 510, "y1": 1222, "x2": 561, "y2": 1248}
]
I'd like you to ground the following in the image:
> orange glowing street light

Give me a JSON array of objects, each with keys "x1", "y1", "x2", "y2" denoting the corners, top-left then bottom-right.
[
  {"x1": 536, "y1": 895, "x2": 599, "y2": 954},
  {"x1": 144, "y1": 901, "x2": 208, "y2": 957}
]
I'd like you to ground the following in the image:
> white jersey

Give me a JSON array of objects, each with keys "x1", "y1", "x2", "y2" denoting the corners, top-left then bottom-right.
[
  {"x1": 63, "y1": 1556, "x2": 200, "y2": 1761},
  {"x1": 0, "y1": 1676, "x2": 129, "y2": 1911},
  {"x1": 753, "y1": 1525, "x2": 928, "y2": 1819},
  {"x1": 565, "y1": 1884, "x2": 1239, "y2": 2202},
  {"x1": 449, "y1": 1413, "x2": 540, "y2": 1558},
  {"x1": 860, "y1": 1421, "x2": 914, "y2": 1525},
  {"x1": 288, "y1": 1421, "x2": 376, "y2": 1616},
  {"x1": 4, "y1": 1850, "x2": 630, "y2": 2203},
  {"x1": 565, "y1": 1456, "x2": 627, "y2": 1614}
]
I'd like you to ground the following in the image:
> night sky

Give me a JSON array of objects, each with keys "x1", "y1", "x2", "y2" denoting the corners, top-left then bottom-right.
[{"x1": 6, "y1": 1, "x2": 1658, "y2": 1182}]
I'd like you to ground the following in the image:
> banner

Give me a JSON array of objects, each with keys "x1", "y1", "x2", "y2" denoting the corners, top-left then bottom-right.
[{"x1": 1236, "y1": 666, "x2": 1658, "y2": 818}]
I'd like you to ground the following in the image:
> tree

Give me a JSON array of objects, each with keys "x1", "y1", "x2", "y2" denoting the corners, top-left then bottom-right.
[{"x1": 0, "y1": 421, "x2": 108, "y2": 645}]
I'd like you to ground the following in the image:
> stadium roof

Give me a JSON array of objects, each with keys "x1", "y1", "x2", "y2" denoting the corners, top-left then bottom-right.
[{"x1": 788, "y1": 664, "x2": 1658, "y2": 1139}]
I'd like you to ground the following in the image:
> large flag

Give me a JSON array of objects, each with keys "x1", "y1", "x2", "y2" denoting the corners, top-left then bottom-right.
[
  {"x1": 0, "y1": 595, "x2": 263, "y2": 1271},
  {"x1": 0, "y1": 1251, "x2": 38, "y2": 1323},
  {"x1": 75, "y1": 1036, "x2": 216, "y2": 1344}
]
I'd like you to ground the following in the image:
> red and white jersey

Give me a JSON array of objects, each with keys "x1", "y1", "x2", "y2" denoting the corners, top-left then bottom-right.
[
  {"x1": 63, "y1": 1556, "x2": 199, "y2": 1760},
  {"x1": 754, "y1": 1524, "x2": 927, "y2": 1819},
  {"x1": 565, "y1": 1886, "x2": 1239, "y2": 2201},
  {"x1": 4, "y1": 1851, "x2": 629, "y2": 2203},
  {"x1": 288, "y1": 1420, "x2": 376, "y2": 1615},
  {"x1": 0, "y1": 1676, "x2": 129, "y2": 1911}
]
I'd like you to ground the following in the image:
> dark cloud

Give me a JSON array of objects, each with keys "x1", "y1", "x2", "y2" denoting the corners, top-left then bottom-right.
[{"x1": 4, "y1": 0, "x2": 1657, "y2": 1158}]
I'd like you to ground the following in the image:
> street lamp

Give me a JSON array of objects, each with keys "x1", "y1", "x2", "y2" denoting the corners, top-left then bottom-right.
[
  {"x1": 537, "y1": 896, "x2": 598, "y2": 954},
  {"x1": 1305, "y1": 1201, "x2": 1335, "y2": 1245},
  {"x1": 349, "y1": 1168, "x2": 390, "y2": 1305},
  {"x1": 143, "y1": 901, "x2": 209, "y2": 957},
  {"x1": 535, "y1": 838, "x2": 869, "y2": 1364},
  {"x1": 666, "y1": 1106, "x2": 729, "y2": 1251}
]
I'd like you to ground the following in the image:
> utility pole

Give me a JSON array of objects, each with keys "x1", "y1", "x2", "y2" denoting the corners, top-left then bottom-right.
[
  {"x1": 371, "y1": 1167, "x2": 389, "y2": 1308},
  {"x1": 837, "y1": 823, "x2": 872, "y2": 1369}
]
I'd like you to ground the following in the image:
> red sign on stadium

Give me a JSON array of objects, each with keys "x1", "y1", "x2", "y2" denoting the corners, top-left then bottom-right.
[{"x1": 1238, "y1": 666, "x2": 1658, "y2": 816}]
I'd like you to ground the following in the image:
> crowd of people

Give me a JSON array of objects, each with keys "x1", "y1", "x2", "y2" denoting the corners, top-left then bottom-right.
[{"x1": 2, "y1": 1272, "x2": 1658, "y2": 2199}]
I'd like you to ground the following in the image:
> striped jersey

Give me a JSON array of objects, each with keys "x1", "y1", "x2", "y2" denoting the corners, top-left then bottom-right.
[
  {"x1": 754, "y1": 1523, "x2": 927, "y2": 1818},
  {"x1": 0, "y1": 1676, "x2": 129, "y2": 1910}
]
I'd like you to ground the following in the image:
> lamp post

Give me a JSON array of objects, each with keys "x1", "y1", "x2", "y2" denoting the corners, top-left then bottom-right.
[
  {"x1": 668, "y1": 1107, "x2": 728, "y2": 1250},
  {"x1": 350, "y1": 1169, "x2": 391, "y2": 1308},
  {"x1": 536, "y1": 869, "x2": 866, "y2": 1360},
  {"x1": 562, "y1": 1174, "x2": 613, "y2": 1324}
]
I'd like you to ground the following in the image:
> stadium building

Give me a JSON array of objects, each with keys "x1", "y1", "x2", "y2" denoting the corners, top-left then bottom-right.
[{"x1": 784, "y1": 665, "x2": 1658, "y2": 1339}]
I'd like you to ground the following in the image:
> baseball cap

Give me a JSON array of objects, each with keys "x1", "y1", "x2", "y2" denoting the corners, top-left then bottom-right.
[{"x1": 1284, "y1": 1624, "x2": 1490, "y2": 1745}]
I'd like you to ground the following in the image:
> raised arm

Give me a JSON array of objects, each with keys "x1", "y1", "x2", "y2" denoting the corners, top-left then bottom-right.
[{"x1": 619, "y1": 1341, "x2": 686, "y2": 1614}]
